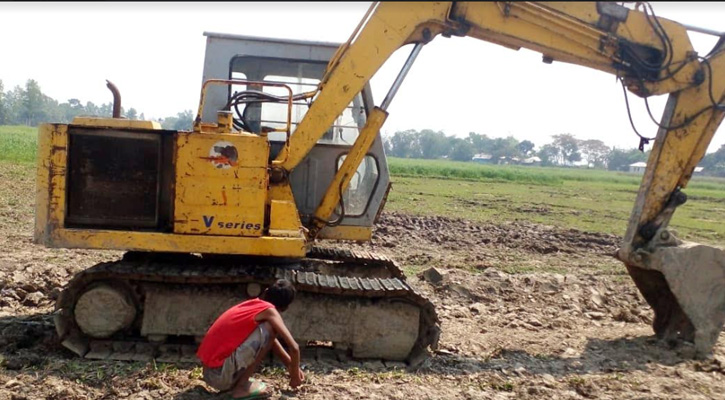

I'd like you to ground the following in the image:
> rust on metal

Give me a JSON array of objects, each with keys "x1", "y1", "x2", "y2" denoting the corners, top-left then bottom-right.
[
  {"x1": 105, "y1": 80, "x2": 122, "y2": 118},
  {"x1": 65, "y1": 128, "x2": 163, "y2": 230}
]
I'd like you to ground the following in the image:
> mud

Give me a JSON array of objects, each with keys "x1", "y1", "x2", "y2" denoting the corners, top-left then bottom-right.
[
  {"x1": 353, "y1": 212, "x2": 621, "y2": 275},
  {"x1": 1, "y1": 164, "x2": 724, "y2": 399}
]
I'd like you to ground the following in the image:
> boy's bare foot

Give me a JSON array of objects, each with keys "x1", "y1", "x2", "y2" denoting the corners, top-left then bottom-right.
[{"x1": 230, "y1": 380, "x2": 270, "y2": 399}]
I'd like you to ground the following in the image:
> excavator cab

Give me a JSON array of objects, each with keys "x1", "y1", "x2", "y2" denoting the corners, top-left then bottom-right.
[{"x1": 199, "y1": 33, "x2": 391, "y2": 240}]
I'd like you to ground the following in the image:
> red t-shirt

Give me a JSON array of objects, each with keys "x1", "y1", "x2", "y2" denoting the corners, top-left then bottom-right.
[{"x1": 197, "y1": 298, "x2": 275, "y2": 368}]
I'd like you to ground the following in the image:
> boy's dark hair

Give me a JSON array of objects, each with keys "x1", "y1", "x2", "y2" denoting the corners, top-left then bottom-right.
[{"x1": 260, "y1": 279, "x2": 296, "y2": 311}]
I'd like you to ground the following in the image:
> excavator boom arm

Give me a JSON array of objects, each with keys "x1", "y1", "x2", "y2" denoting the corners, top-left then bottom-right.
[
  {"x1": 274, "y1": 1, "x2": 703, "y2": 172},
  {"x1": 281, "y1": 1, "x2": 725, "y2": 356}
]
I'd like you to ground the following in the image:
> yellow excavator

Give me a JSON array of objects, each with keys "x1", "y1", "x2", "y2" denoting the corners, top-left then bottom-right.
[{"x1": 35, "y1": 2, "x2": 725, "y2": 364}]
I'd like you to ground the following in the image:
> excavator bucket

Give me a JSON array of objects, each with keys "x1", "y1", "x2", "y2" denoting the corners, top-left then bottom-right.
[
  {"x1": 616, "y1": 29, "x2": 725, "y2": 357},
  {"x1": 624, "y1": 231, "x2": 725, "y2": 358}
]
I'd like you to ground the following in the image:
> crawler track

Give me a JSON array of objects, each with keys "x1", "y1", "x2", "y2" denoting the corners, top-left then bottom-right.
[{"x1": 53, "y1": 247, "x2": 439, "y2": 364}]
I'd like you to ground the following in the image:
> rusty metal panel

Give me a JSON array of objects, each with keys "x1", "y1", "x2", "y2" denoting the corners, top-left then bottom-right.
[{"x1": 65, "y1": 128, "x2": 164, "y2": 229}]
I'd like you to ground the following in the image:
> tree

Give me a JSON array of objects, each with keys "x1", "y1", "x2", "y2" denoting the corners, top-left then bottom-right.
[
  {"x1": 700, "y1": 144, "x2": 725, "y2": 176},
  {"x1": 389, "y1": 129, "x2": 421, "y2": 158},
  {"x1": 21, "y1": 79, "x2": 45, "y2": 126},
  {"x1": 42, "y1": 93, "x2": 62, "y2": 123},
  {"x1": 538, "y1": 144, "x2": 560, "y2": 166},
  {"x1": 701, "y1": 144, "x2": 725, "y2": 168},
  {"x1": 85, "y1": 101, "x2": 99, "y2": 116},
  {"x1": 518, "y1": 140, "x2": 535, "y2": 157},
  {"x1": 0, "y1": 79, "x2": 5, "y2": 124},
  {"x1": 56, "y1": 98, "x2": 85, "y2": 123},
  {"x1": 0, "y1": 81, "x2": 144, "y2": 125},
  {"x1": 68, "y1": 98, "x2": 83, "y2": 110},
  {"x1": 449, "y1": 138, "x2": 475, "y2": 161},
  {"x1": 383, "y1": 135, "x2": 393, "y2": 155},
  {"x1": 607, "y1": 148, "x2": 647, "y2": 171},
  {"x1": 99, "y1": 102, "x2": 113, "y2": 117},
  {"x1": 161, "y1": 110, "x2": 194, "y2": 131},
  {"x1": 418, "y1": 129, "x2": 448, "y2": 159},
  {"x1": 579, "y1": 139, "x2": 610, "y2": 168},
  {"x1": 4, "y1": 85, "x2": 24, "y2": 124},
  {"x1": 489, "y1": 136, "x2": 521, "y2": 160},
  {"x1": 551, "y1": 133, "x2": 581, "y2": 164},
  {"x1": 126, "y1": 107, "x2": 138, "y2": 120},
  {"x1": 467, "y1": 132, "x2": 494, "y2": 154}
]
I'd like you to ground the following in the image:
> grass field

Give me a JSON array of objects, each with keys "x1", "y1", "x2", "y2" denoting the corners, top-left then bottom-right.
[
  {"x1": 1, "y1": 125, "x2": 723, "y2": 244},
  {"x1": 0, "y1": 125, "x2": 36, "y2": 163},
  {"x1": 386, "y1": 157, "x2": 725, "y2": 244}
]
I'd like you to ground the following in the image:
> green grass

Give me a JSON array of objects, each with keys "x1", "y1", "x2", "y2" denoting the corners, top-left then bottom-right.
[
  {"x1": 388, "y1": 157, "x2": 724, "y2": 191},
  {"x1": 389, "y1": 157, "x2": 564, "y2": 185},
  {"x1": 386, "y1": 157, "x2": 725, "y2": 245},
  {"x1": 0, "y1": 125, "x2": 37, "y2": 163}
]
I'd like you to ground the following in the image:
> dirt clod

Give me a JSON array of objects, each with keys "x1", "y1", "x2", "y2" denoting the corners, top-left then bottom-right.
[
  {"x1": 4, "y1": 380, "x2": 20, "y2": 389},
  {"x1": 419, "y1": 267, "x2": 444, "y2": 285},
  {"x1": 22, "y1": 291, "x2": 44, "y2": 307}
]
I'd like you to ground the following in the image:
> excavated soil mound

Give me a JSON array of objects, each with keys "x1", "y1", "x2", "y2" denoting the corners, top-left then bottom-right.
[{"x1": 372, "y1": 212, "x2": 619, "y2": 255}]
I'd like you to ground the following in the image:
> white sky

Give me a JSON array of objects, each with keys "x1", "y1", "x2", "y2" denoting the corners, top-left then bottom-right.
[{"x1": 1, "y1": 2, "x2": 724, "y2": 152}]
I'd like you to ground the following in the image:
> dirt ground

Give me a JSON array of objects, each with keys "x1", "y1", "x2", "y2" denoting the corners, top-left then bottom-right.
[{"x1": 1, "y1": 165, "x2": 724, "y2": 399}]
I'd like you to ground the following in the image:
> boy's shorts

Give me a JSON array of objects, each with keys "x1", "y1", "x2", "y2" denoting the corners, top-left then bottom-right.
[{"x1": 202, "y1": 323, "x2": 271, "y2": 391}]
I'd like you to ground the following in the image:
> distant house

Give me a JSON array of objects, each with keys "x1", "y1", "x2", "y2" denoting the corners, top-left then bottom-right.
[
  {"x1": 629, "y1": 162, "x2": 647, "y2": 174},
  {"x1": 521, "y1": 156, "x2": 542, "y2": 166},
  {"x1": 496, "y1": 156, "x2": 521, "y2": 165},
  {"x1": 472, "y1": 153, "x2": 494, "y2": 164},
  {"x1": 694, "y1": 166, "x2": 704, "y2": 174}
]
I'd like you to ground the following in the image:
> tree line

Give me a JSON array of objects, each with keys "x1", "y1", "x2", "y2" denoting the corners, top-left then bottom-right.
[
  {"x1": 3, "y1": 78, "x2": 724, "y2": 176},
  {"x1": 0, "y1": 78, "x2": 193, "y2": 130},
  {"x1": 383, "y1": 129, "x2": 725, "y2": 176}
]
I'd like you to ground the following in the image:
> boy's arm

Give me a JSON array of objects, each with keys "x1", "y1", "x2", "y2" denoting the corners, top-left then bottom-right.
[
  {"x1": 271, "y1": 338, "x2": 305, "y2": 383},
  {"x1": 272, "y1": 338, "x2": 291, "y2": 368},
  {"x1": 255, "y1": 308, "x2": 303, "y2": 387}
]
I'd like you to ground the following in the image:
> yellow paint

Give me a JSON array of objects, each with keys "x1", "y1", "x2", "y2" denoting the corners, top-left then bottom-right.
[
  {"x1": 34, "y1": 123, "x2": 70, "y2": 247},
  {"x1": 318, "y1": 225, "x2": 372, "y2": 241},
  {"x1": 538, "y1": 2, "x2": 600, "y2": 24},
  {"x1": 49, "y1": 228, "x2": 306, "y2": 257},
  {"x1": 310, "y1": 107, "x2": 387, "y2": 237},
  {"x1": 174, "y1": 132, "x2": 269, "y2": 236},
  {"x1": 622, "y1": 48, "x2": 725, "y2": 251},
  {"x1": 274, "y1": 1, "x2": 701, "y2": 174},
  {"x1": 454, "y1": 2, "x2": 697, "y2": 96},
  {"x1": 72, "y1": 116, "x2": 162, "y2": 130},
  {"x1": 268, "y1": 183, "x2": 304, "y2": 237},
  {"x1": 193, "y1": 122, "x2": 219, "y2": 134},
  {"x1": 216, "y1": 111, "x2": 233, "y2": 132},
  {"x1": 269, "y1": 200, "x2": 302, "y2": 237},
  {"x1": 34, "y1": 124, "x2": 57, "y2": 243},
  {"x1": 274, "y1": 2, "x2": 452, "y2": 171},
  {"x1": 33, "y1": 122, "x2": 307, "y2": 258},
  {"x1": 268, "y1": 182, "x2": 298, "y2": 204}
]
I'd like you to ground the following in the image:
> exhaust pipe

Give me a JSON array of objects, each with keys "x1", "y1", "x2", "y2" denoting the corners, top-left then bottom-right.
[{"x1": 106, "y1": 80, "x2": 122, "y2": 118}]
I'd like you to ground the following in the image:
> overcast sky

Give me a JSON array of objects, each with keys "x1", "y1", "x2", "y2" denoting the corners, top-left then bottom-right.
[{"x1": 1, "y1": 2, "x2": 724, "y2": 152}]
